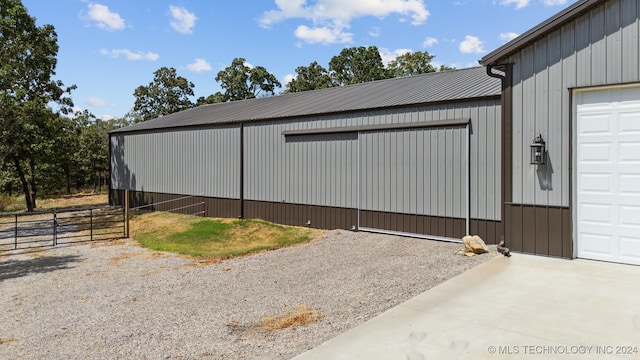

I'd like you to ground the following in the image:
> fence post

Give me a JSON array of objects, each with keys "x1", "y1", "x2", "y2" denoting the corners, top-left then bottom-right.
[
  {"x1": 53, "y1": 212, "x2": 58, "y2": 246},
  {"x1": 124, "y1": 190, "x2": 130, "y2": 238},
  {"x1": 90, "y1": 208, "x2": 93, "y2": 241},
  {"x1": 14, "y1": 214, "x2": 18, "y2": 250}
]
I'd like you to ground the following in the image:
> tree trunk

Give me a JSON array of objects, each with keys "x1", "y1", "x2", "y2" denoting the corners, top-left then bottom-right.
[
  {"x1": 13, "y1": 157, "x2": 34, "y2": 212},
  {"x1": 29, "y1": 158, "x2": 37, "y2": 210}
]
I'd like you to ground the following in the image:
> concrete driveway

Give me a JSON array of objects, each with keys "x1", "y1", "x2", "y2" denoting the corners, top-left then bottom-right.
[{"x1": 293, "y1": 254, "x2": 640, "y2": 359}]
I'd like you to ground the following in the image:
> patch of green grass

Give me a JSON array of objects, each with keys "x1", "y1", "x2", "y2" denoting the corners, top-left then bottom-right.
[{"x1": 133, "y1": 213, "x2": 319, "y2": 260}]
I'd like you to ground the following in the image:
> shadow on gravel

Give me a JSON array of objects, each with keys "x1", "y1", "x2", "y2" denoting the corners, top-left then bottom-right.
[{"x1": 0, "y1": 255, "x2": 83, "y2": 281}]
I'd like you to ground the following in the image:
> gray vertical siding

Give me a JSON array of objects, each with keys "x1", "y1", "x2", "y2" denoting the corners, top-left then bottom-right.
[
  {"x1": 507, "y1": 0, "x2": 640, "y2": 207},
  {"x1": 360, "y1": 127, "x2": 467, "y2": 218},
  {"x1": 244, "y1": 98, "x2": 501, "y2": 221},
  {"x1": 110, "y1": 126, "x2": 240, "y2": 199}
]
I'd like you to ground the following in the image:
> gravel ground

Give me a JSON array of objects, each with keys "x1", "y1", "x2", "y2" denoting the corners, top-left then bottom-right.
[{"x1": 0, "y1": 230, "x2": 497, "y2": 359}]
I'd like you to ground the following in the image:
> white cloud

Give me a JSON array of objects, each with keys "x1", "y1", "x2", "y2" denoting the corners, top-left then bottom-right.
[
  {"x1": 499, "y1": 0, "x2": 530, "y2": 9},
  {"x1": 260, "y1": 0, "x2": 429, "y2": 44},
  {"x1": 500, "y1": 32, "x2": 519, "y2": 42},
  {"x1": 98, "y1": 114, "x2": 115, "y2": 121},
  {"x1": 459, "y1": 35, "x2": 485, "y2": 54},
  {"x1": 369, "y1": 27, "x2": 381, "y2": 37},
  {"x1": 379, "y1": 48, "x2": 412, "y2": 65},
  {"x1": 86, "y1": 96, "x2": 107, "y2": 107},
  {"x1": 294, "y1": 25, "x2": 353, "y2": 44},
  {"x1": 423, "y1": 37, "x2": 438, "y2": 48},
  {"x1": 100, "y1": 48, "x2": 159, "y2": 61},
  {"x1": 187, "y1": 58, "x2": 212, "y2": 72},
  {"x1": 284, "y1": 73, "x2": 296, "y2": 84},
  {"x1": 86, "y1": 3, "x2": 125, "y2": 31},
  {"x1": 169, "y1": 5, "x2": 197, "y2": 34}
]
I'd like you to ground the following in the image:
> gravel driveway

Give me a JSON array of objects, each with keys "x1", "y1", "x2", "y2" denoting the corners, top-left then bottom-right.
[{"x1": 1, "y1": 230, "x2": 497, "y2": 359}]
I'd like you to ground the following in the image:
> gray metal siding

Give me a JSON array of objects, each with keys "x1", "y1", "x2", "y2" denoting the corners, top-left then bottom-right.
[
  {"x1": 506, "y1": 0, "x2": 640, "y2": 207},
  {"x1": 360, "y1": 127, "x2": 467, "y2": 218},
  {"x1": 110, "y1": 126, "x2": 240, "y2": 199},
  {"x1": 244, "y1": 99, "x2": 501, "y2": 221}
]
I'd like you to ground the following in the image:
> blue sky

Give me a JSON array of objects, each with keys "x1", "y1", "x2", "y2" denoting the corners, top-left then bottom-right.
[{"x1": 22, "y1": 0, "x2": 572, "y2": 120}]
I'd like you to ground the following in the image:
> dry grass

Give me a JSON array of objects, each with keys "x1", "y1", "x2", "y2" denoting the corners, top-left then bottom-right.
[
  {"x1": 37, "y1": 193, "x2": 108, "y2": 211},
  {"x1": 0, "y1": 192, "x2": 108, "y2": 213},
  {"x1": 130, "y1": 211, "x2": 198, "y2": 236},
  {"x1": 109, "y1": 250, "x2": 165, "y2": 266},
  {"x1": 260, "y1": 306, "x2": 323, "y2": 330},
  {"x1": 0, "y1": 338, "x2": 17, "y2": 345}
]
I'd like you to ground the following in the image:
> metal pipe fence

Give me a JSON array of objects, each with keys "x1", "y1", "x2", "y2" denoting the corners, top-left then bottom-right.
[
  {"x1": 130, "y1": 195, "x2": 206, "y2": 217},
  {"x1": 0, "y1": 206, "x2": 125, "y2": 252}
]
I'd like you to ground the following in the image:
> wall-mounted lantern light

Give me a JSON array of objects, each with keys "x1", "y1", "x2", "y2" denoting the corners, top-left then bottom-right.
[{"x1": 530, "y1": 134, "x2": 546, "y2": 165}]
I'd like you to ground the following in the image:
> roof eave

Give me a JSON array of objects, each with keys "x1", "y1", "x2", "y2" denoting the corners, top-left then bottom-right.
[{"x1": 480, "y1": 0, "x2": 601, "y2": 65}]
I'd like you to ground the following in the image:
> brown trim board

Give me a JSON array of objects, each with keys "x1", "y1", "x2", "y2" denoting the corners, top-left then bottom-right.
[{"x1": 282, "y1": 118, "x2": 470, "y2": 136}]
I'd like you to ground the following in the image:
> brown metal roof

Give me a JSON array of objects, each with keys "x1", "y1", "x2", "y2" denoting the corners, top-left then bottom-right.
[
  {"x1": 112, "y1": 66, "x2": 500, "y2": 134},
  {"x1": 480, "y1": 0, "x2": 602, "y2": 65}
]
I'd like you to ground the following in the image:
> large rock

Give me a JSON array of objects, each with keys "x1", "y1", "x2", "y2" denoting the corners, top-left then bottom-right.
[{"x1": 462, "y1": 235, "x2": 488, "y2": 256}]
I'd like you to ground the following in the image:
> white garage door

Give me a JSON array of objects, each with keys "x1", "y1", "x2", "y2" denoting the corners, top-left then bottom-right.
[{"x1": 576, "y1": 86, "x2": 640, "y2": 266}]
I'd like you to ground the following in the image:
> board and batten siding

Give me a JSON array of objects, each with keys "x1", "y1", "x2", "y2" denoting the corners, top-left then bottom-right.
[
  {"x1": 110, "y1": 126, "x2": 240, "y2": 199},
  {"x1": 505, "y1": 0, "x2": 640, "y2": 207},
  {"x1": 243, "y1": 98, "x2": 501, "y2": 221}
]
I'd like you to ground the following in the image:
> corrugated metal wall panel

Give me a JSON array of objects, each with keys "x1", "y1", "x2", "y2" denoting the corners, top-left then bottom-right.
[
  {"x1": 507, "y1": 0, "x2": 640, "y2": 207},
  {"x1": 110, "y1": 126, "x2": 240, "y2": 199},
  {"x1": 360, "y1": 128, "x2": 468, "y2": 217},
  {"x1": 244, "y1": 99, "x2": 500, "y2": 220},
  {"x1": 622, "y1": 0, "x2": 639, "y2": 80}
]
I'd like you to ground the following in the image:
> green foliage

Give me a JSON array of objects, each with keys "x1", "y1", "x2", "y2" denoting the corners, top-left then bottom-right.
[
  {"x1": 439, "y1": 64, "x2": 456, "y2": 72},
  {"x1": 287, "y1": 47, "x2": 453, "y2": 93},
  {"x1": 285, "y1": 61, "x2": 333, "y2": 93},
  {"x1": 0, "y1": 0, "x2": 75, "y2": 211},
  {"x1": 135, "y1": 215, "x2": 315, "y2": 259},
  {"x1": 215, "y1": 57, "x2": 281, "y2": 101},
  {"x1": 195, "y1": 92, "x2": 225, "y2": 106},
  {"x1": 328, "y1": 46, "x2": 388, "y2": 86},
  {"x1": 387, "y1": 50, "x2": 436, "y2": 78},
  {"x1": 133, "y1": 67, "x2": 195, "y2": 121}
]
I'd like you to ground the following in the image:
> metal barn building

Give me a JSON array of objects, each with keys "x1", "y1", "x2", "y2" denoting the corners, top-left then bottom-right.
[
  {"x1": 110, "y1": 66, "x2": 504, "y2": 244},
  {"x1": 110, "y1": 0, "x2": 640, "y2": 265}
]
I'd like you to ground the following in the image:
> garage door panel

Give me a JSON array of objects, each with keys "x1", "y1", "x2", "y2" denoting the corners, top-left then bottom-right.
[
  {"x1": 620, "y1": 237, "x2": 640, "y2": 263},
  {"x1": 619, "y1": 142, "x2": 640, "y2": 162},
  {"x1": 576, "y1": 86, "x2": 640, "y2": 266},
  {"x1": 580, "y1": 113, "x2": 614, "y2": 135},
  {"x1": 580, "y1": 233, "x2": 614, "y2": 256},
  {"x1": 618, "y1": 112, "x2": 640, "y2": 133},
  {"x1": 579, "y1": 173, "x2": 613, "y2": 194},
  {"x1": 619, "y1": 206, "x2": 640, "y2": 227},
  {"x1": 579, "y1": 143, "x2": 613, "y2": 163},
  {"x1": 579, "y1": 203, "x2": 613, "y2": 224},
  {"x1": 619, "y1": 174, "x2": 640, "y2": 195}
]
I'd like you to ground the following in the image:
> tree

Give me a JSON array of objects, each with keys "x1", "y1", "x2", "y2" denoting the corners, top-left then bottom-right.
[
  {"x1": 439, "y1": 64, "x2": 456, "y2": 72},
  {"x1": 215, "y1": 58, "x2": 281, "y2": 101},
  {"x1": 285, "y1": 61, "x2": 333, "y2": 93},
  {"x1": 328, "y1": 46, "x2": 388, "y2": 86},
  {"x1": 0, "y1": 0, "x2": 75, "y2": 211},
  {"x1": 133, "y1": 67, "x2": 194, "y2": 121},
  {"x1": 195, "y1": 92, "x2": 225, "y2": 106},
  {"x1": 387, "y1": 51, "x2": 436, "y2": 78}
]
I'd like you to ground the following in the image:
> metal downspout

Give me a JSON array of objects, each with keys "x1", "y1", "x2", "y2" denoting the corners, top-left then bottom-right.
[
  {"x1": 239, "y1": 123, "x2": 245, "y2": 219},
  {"x1": 466, "y1": 122, "x2": 471, "y2": 236}
]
